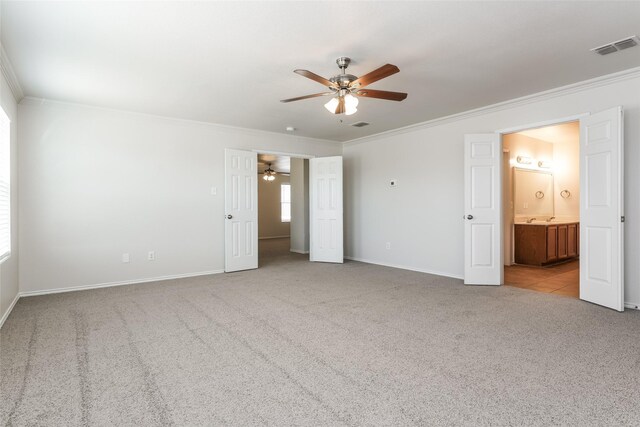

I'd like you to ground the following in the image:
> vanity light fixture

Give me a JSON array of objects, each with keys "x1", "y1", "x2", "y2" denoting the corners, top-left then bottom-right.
[
  {"x1": 516, "y1": 156, "x2": 533, "y2": 165},
  {"x1": 538, "y1": 160, "x2": 552, "y2": 169}
]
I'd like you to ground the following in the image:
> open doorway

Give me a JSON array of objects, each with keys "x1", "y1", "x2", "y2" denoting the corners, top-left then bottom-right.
[
  {"x1": 225, "y1": 149, "x2": 344, "y2": 272},
  {"x1": 257, "y1": 153, "x2": 310, "y2": 263},
  {"x1": 502, "y1": 121, "x2": 580, "y2": 298},
  {"x1": 465, "y1": 107, "x2": 623, "y2": 310}
]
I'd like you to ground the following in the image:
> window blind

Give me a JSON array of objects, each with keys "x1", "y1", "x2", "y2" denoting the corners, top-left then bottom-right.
[{"x1": 0, "y1": 107, "x2": 10, "y2": 263}]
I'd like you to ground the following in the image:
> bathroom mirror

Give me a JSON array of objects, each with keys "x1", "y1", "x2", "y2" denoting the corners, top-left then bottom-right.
[{"x1": 514, "y1": 168, "x2": 554, "y2": 217}]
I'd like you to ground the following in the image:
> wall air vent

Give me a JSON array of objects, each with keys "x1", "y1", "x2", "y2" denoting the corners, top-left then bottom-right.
[
  {"x1": 351, "y1": 121, "x2": 370, "y2": 128},
  {"x1": 591, "y1": 36, "x2": 638, "y2": 55}
]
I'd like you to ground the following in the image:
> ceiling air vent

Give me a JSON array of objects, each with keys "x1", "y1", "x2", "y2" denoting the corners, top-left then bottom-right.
[
  {"x1": 351, "y1": 121, "x2": 370, "y2": 128},
  {"x1": 593, "y1": 44, "x2": 618, "y2": 56},
  {"x1": 614, "y1": 37, "x2": 638, "y2": 50},
  {"x1": 591, "y1": 36, "x2": 638, "y2": 55}
]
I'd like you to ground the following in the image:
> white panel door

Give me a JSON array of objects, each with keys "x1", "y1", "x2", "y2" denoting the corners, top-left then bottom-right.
[
  {"x1": 464, "y1": 134, "x2": 502, "y2": 285},
  {"x1": 310, "y1": 156, "x2": 343, "y2": 263},
  {"x1": 224, "y1": 149, "x2": 258, "y2": 272},
  {"x1": 580, "y1": 107, "x2": 624, "y2": 311}
]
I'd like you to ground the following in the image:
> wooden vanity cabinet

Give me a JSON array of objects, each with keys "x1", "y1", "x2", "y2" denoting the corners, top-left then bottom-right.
[
  {"x1": 514, "y1": 222, "x2": 579, "y2": 266},
  {"x1": 567, "y1": 224, "x2": 578, "y2": 258},
  {"x1": 557, "y1": 225, "x2": 568, "y2": 259},
  {"x1": 546, "y1": 226, "x2": 557, "y2": 263}
]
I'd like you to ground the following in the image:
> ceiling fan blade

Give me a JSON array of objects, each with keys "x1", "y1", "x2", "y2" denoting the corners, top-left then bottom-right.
[
  {"x1": 294, "y1": 69, "x2": 337, "y2": 88},
  {"x1": 355, "y1": 89, "x2": 407, "y2": 101},
  {"x1": 280, "y1": 92, "x2": 334, "y2": 103},
  {"x1": 350, "y1": 64, "x2": 400, "y2": 89}
]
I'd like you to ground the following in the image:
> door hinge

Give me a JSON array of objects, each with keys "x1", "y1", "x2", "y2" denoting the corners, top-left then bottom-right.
[{"x1": 621, "y1": 216, "x2": 625, "y2": 223}]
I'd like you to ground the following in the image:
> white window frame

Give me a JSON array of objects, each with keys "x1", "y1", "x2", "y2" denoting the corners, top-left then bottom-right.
[
  {"x1": 0, "y1": 107, "x2": 10, "y2": 264},
  {"x1": 281, "y1": 183, "x2": 291, "y2": 223}
]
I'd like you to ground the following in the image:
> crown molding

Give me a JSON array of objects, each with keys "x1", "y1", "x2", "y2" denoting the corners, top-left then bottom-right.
[
  {"x1": 0, "y1": 45, "x2": 24, "y2": 102},
  {"x1": 344, "y1": 66, "x2": 640, "y2": 147},
  {"x1": 19, "y1": 96, "x2": 340, "y2": 146}
]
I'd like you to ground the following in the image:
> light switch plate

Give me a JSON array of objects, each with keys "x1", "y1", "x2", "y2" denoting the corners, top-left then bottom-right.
[{"x1": 210, "y1": 186, "x2": 217, "y2": 196}]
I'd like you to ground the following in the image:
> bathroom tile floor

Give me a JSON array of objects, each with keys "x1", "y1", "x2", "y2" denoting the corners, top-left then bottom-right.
[{"x1": 504, "y1": 260, "x2": 579, "y2": 298}]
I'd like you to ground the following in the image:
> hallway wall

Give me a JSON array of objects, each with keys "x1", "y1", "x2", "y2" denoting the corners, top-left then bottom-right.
[{"x1": 258, "y1": 174, "x2": 290, "y2": 239}]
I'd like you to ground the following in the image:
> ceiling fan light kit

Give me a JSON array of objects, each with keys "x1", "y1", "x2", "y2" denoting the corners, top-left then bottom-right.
[
  {"x1": 324, "y1": 91, "x2": 359, "y2": 115},
  {"x1": 281, "y1": 57, "x2": 407, "y2": 116},
  {"x1": 263, "y1": 163, "x2": 276, "y2": 181}
]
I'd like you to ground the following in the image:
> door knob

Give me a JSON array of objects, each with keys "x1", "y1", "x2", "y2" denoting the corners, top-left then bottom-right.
[
  {"x1": 467, "y1": 215, "x2": 474, "y2": 220},
  {"x1": 226, "y1": 215, "x2": 233, "y2": 219}
]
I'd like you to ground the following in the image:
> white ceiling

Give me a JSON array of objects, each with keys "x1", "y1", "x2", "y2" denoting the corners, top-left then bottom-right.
[
  {"x1": 517, "y1": 121, "x2": 579, "y2": 144},
  {"x1": 2, "y1": 1, "x2": 640, "y2": 142}
]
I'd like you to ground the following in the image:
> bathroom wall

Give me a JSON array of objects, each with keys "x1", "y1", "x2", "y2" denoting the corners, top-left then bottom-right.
[{"x1": 552, "y1": 127, "x2": 580, "y2": 221}]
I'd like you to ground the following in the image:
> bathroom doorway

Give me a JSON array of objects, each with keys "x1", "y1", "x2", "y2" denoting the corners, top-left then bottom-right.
[
  {"x1": 502, "y1": 120, "x2": 580, "y2": 298},
  {"x1": 502, "y1": 121, "x2": 580, "y2": 298},
  {"x1": 464, "y1": 107, "x2": 624, "y2": 310}
]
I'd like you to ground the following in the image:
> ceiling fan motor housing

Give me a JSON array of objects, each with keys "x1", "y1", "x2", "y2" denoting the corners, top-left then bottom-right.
[
  {"x1": 330, "y1": 74, "x2": 357, "y2": 89},
  {"x1": 330, "y1": 57, "x2": 356, "y2": 90}
]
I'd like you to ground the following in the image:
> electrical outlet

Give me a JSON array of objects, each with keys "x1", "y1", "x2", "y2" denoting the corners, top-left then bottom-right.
[
  {"x1": 147, "y1": 251, "x2": 155, "y2": 261},
  {"x1": 122, "y1": 253, "x2": 130, "y2": 263},
  {"x1": 385, "y1": 242, "x2": 391, "y2": 250}
]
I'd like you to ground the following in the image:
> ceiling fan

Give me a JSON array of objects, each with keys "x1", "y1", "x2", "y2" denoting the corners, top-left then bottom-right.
[{"x1": 280, "y1": 57, "x2": 407, "y2": 115}]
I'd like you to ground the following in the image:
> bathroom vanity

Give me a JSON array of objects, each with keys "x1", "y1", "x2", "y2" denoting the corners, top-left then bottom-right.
[{"x1": 514, "y1": 222, "x2": 579, "y2": 266}]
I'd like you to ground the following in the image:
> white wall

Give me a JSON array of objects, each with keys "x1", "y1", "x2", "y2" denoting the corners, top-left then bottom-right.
[
  {"x1": 344, "y1": 71, "x2": 640, "y2": 307},
  {"x1": 290, "y1": 158, "x2": 309, "y2": 253},
  {"x1": 0, "y1": 68, "x2": 18, "y2": 323},
  {"x1": 258, "y1": 174, "x2": 290, "y2": 239},
  {"x1": 18, "y1": 99, "x2": 340, "y2": 293}
]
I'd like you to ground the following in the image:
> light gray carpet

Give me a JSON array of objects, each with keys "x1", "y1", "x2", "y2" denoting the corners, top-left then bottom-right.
[{"x1": 2, "y1": 239, "x2": 640, "y2": 426}]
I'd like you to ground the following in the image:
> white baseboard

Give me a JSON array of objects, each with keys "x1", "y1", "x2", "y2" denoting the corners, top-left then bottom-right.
[
  {"x1": 19, "y1": 270, "x2": 224, "y2": 297},
  {"x1": 259, "y1": 235, "x2": 290, "y2": 240},
  {"x1": 344, "y1": 256, "x2": 464, "y2": 280},
  {"x1": 290, "y1": 249, "x2": 309, "y2": 254},
  {"x1": 6, "y1": 263, "x2": 637, "y2": 327},
  {"x1": 0, "y1": 292, "x2": 21, "y2": 329}
]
